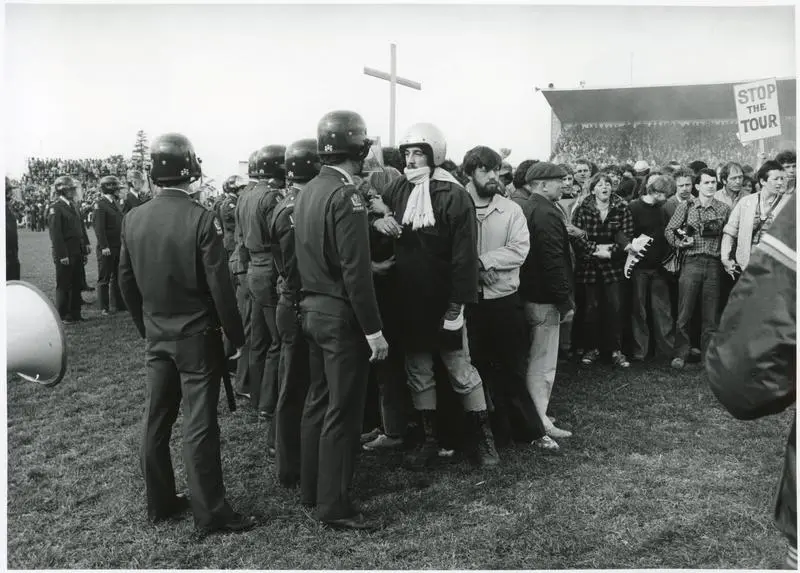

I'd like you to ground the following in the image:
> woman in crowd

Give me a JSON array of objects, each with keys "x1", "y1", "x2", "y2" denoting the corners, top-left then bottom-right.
[{"x1": 571, "y1": 173, "x2": 636, "y2": 368}]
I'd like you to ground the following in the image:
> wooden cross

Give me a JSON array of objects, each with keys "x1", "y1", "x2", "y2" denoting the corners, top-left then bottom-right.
[{"x1": 363, "y1": 43, "x2": 422, "y2": 147}]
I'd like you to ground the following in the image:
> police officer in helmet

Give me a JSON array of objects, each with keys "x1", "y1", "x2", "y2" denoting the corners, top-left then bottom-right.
[
  {"x1": 269, "y1": 138, "x2": 320, "y2": 488},
  {"x1": 48, "y1": 175, "x2": 90, "y2": 323},
  {"x1": 238, "y1": 144, "x2": 286, "y2": 456},
  {"x1": 94, "y1": 175, "x2": 127, "y2": 315},
  {"x1": 294, "y1": 111, "x2": 389, "y2": 530},
  {"x1": 118, "y1": 132, "x2": 255, "y2": 535}
]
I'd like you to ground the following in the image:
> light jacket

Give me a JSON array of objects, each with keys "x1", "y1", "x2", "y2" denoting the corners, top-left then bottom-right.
[
  {"x1": 721, "y1": 191, "x2": 786, "y2": 270},
  {"x1": 468, "y1": 187, "x2": 529, "y2": 300}
]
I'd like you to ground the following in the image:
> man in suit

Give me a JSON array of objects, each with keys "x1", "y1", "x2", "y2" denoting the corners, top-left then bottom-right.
[
  {"x1": 123, "y1": 170, "x2": 146, "y2": 214},
  {"x1": 94, "y1": 175, "x2": 127, "y2": 315},
  {"x1": 118, "y1": 133, "x2": 255, "y2": 535}
]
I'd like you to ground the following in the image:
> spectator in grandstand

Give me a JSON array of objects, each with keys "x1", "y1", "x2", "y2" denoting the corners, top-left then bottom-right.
[
  {"x1": 573, "y1": 159, "x2": 593, "y2": 191},
  {"x1": 664, "y1": 168, "x2": 695, "y2": 219},
  {"x1": 721, "y1": 160, "x2": 789, "y2": 280},
  {"x1": 572, "y1": 173, "x2": 637, "y2": 368},
  {"x1": 628, "y1": 175, "x2": 674, "y2": 362},
  {"x1": 776, "y1": 149, "x2": 796, "y2": 194},
  {"x1": 508, "y1": 159, "x2": 537, "y2": 207},
  {"x1": 665, "y1": 168, "x2": 731, "y2": 370},
  {"x1": 715, "y1": 162, "x2": 748, "y2": 209}
]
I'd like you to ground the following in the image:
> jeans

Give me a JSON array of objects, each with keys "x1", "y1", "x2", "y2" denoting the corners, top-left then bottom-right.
[
  {"x1": 583, "y1": 281, "x2": 623, "y2": 353},
  {"x1": 674, "y1": 255, "x2": 722, "y2": 360},
  {"x1": 631, "y1": 268, "x2": 674, "y2": 359},
  {"x1": 524, "y1": 302, "x2": 561, "y2": 433}
]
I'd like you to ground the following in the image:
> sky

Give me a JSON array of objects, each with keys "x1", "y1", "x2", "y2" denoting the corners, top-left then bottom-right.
[{"x1": 3, "y1": 2, "x2": 796, "y2": 187}]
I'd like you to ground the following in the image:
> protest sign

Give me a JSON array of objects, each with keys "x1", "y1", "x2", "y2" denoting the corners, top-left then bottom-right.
[{"x1": 734, "y1": 78, "x2": 782, "y2": 143}]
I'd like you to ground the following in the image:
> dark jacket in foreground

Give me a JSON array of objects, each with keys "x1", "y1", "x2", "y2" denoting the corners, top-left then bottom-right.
[
  {"x1": 380, "y1": 176, "x2": 479, "y2": 351},
  {"x1": 706, "y1": 194, "x2": 796, "y2": 547},
  {"x1": 48, "y1": 198, "x2": 89, "y2": 260},
  {"x1": 118, "y1": 188, "x2": 244, "y2": 346},
  {"x1": 518, "y1": 193, "x2": 573, "y2": 310},
  {"x1": 93, "y1": 194, "x2": 124, "y2": 250}
]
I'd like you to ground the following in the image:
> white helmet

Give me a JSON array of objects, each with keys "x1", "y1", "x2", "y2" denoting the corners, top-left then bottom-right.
[{"x1": 399, "y1": 123, "x2": 447, "y2": 167}]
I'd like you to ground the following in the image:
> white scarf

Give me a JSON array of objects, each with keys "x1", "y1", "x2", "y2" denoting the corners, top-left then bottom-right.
[{"x1": 402, "y1": 166, "x2": 462, "y2": 230}]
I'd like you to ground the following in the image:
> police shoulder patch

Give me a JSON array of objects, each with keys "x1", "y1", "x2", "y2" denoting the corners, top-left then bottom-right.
[
  {"x1": 349, "y1": 192, "x2": 365, "y2": 213},
  {"x1": 213, "y1": 217, "x2": 224, "y2": 236},
  {"x1": 49, "y1": 207, "x2": 56, "y2": 216}
]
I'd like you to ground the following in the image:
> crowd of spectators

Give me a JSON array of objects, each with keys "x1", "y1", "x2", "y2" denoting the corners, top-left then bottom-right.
[
  {"x1": 552, "y1": 119, "x2": 797, "y2": 168},
  {"x1": 23, "y1": 156, "x2": 131, "y2": 188}
]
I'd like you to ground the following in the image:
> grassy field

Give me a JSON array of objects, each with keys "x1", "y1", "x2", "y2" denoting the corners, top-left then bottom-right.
[{"x1": 6, "y1": 227, "x2": 794, "y2": 569}]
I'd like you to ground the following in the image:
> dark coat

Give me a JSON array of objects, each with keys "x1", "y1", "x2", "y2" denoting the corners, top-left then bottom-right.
[
  {"x1": 93, "y1": 194, "x2": 124, "y2": 250},
  {"x1": 706, "y1": 194, "x2": 796, "y2": 548},
  {"x1": 380, "y1": 177, "x2": 478, "y2": 351},
  {"x1": 122, "y1": 190, "x2": 143, "y2": 214},
  {"x1": 47, "y1": 198, "x2": 88, "y2": 260},
  {"x1": 118, "y1": 188, "x2": 244, "y2": 345}
]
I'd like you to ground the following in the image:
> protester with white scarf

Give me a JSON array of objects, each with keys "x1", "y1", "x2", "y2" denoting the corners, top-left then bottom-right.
[{"x1": 373, "y1": 122, "x2": 500, "y2": 470}]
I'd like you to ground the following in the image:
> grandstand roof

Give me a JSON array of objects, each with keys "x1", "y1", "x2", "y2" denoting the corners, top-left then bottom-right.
[{"x1": 541, "y1": 77, "x2": 797, "y2": 124}]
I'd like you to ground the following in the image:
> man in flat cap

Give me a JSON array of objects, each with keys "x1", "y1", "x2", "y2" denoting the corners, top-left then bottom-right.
[{"x1": 518, "y1": 162, "x2": 578, "y2": 440}]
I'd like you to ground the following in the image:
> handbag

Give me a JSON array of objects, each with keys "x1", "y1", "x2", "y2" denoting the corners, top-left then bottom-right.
[{"x1": 662, "y1": 201, "x2": 691, "y2": 278}]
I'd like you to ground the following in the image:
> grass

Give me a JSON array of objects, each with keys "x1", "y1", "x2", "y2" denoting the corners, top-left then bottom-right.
[{"x1": 6, "y1": 227, "x2": 794, "y2": 569}]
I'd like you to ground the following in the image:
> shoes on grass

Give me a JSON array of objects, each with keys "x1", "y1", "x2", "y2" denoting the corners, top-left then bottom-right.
[
  {"x1": 363, "y1": 434, "x2": 403, "y2": 451},
  {"x1": 612, "y1": 351, "x2": 631, "y2": 368},
  {"x1": 360, "y1": 427, "x2": 381, "y2": 445},
  {"x1": 532, "y1": 435, "x2": 560, "y2": 452},
  {"x1": 671, "y1": 357, "x2": 685, "y2": 370},
  {"x1": 581, "y1": 349, "x2": 600, "y2": 365},
  {"x1": 547, "y1": 426, "x2": 573, "y2": 439}
]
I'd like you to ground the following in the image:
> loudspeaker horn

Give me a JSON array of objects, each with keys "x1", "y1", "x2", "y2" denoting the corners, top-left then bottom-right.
[{"x1": 7, "y1": 280, "x2": 68, "y2": 387}]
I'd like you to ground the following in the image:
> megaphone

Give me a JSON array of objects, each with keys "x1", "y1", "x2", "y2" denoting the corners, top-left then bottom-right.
[{"x1": 7, "y1": 280, "x2": 68, "y2": 387}]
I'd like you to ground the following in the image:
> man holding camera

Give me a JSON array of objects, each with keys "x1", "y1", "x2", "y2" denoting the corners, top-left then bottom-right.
[{"x1": 665, "y1": 168, "x2": 731, "y2": 370}]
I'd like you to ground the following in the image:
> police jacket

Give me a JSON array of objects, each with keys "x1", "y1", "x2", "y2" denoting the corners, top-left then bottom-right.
[
  {"x1": 236, "y1": 181, "x2": 282, "y2": 265},
  {"x1": 6, "y1": 201, "x2": 18, "y2": 262},
  {"x1": 519, "y1": 193, "x2": 574, "y2": 310},
  {"x1": 294, "y1": 165, "x2": 382, "y2": 336},
  {"x1": 93, "y1": 194, "x2": 123, "y2": 250},
  {"x1": 269, "y1": 186, "x2": 301, "y2": 304},
  {"x1": 216, "y1": 192, "x2": 238, "y2": 254},
  {"x1": 48, "y1": 197, "x2": 88, "y2": 259},
  {"x1": 379, "y1": 175, "x2": 478, "y2": 351},
  {"x1": 118, "y1": 188, "x2": 245, "y2": 346},
  {"x1": 706, "y1": 194, "x2": 796, "y2": 547}
]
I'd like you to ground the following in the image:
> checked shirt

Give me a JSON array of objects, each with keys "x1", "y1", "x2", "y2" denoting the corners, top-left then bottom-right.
[
  {"x1": 572, "y1": 193, "x2": 634, "y2": 284},
  {"x1": 665, "y1": 198, "x2": 731, "y2": 258}
]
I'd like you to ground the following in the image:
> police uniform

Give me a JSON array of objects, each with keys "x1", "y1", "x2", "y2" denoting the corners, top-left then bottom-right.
[
  {"x1": 238, "y1": 179, "x2": 283, "y2": 436},
  {"x1": 48, "y1": 196, "x2": 89, "y2": 320},
  {"x1": 294, "y1": 164, "x2": 382, "y2": 522},
  {"x1": 269, "y1": 185, "x2": 310, "y2": 487},
  {"x1": 216, "y1": 192, "x2": 239, "y2": 257},
  {"x1": 119, "y1": 187, "x2": 246, "y2": 531},
  {"x1": 94, "y1": 193, "x2": 127, "y2": 312}
]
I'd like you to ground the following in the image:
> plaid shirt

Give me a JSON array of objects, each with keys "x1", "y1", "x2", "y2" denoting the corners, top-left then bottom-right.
[
  {"x1": 572, "y1": 193, "x2": 634, "y2": 284},
  {"x1": 665, "y1": 198, "x2": 731, "y2": 258}
]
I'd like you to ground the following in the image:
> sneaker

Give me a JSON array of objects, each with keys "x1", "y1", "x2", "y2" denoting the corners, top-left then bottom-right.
[
  {"x1": 581, "y1": 349, "x2": 600, "y2": 365},
  {"x1": 547, "y1": 426, "x2": 573, "y2": 439},
  {"x1": 363, "y1": 434, "x2": 403, "y2": 451},
  {"x1": 671, "y1": 357, "x2": 685, "y2": 370},
  {"x1": 101, "y1": 309, "x2": 110, "y2": 316},
  {"x1": 532, "y1": 435, "x2": 560, "y2": 452},
  {"x1": 437, "y1": 448, "x2": 455, "y2": 458},
  {"x1": 612, "y1": 351, "x2": 631, "y2": 368},
  {"x1": 360, "y1": 427, "x2": 381, "y2": 445}
]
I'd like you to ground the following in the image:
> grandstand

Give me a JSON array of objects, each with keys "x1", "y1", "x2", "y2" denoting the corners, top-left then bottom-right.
[{"x1": 541, "y1": 77, "x2": 797, "y2": 167}]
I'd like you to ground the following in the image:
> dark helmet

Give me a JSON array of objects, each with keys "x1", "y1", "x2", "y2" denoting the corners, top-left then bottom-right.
[
  {"x1": 223, "y1": 175, "x2": 246, "y2": 194},
  {"x1": 285, "y1": 139, "x2": 321, "y2": 183},
  {"x1": 149, "y1": 133, "x2": 202, "y2": 186},
  {"x1": 254, "y1": 145, "x2": 286, "y2": 180},
  {"x1": 99, "y1": 175, "x2": 121, "y2": 194},
  {"x1": 53, "y1": 175, "x2": 78, "y2": 196},
  {"x1": 247, "y1": 150, "x2": 260, "y2": 178},
  {"x1": 317, "y1": 110, "x2": 372, "y2": 162}
]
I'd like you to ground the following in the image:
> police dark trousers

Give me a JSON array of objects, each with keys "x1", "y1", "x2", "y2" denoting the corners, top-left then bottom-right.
[
  {"x1": 98, "y1": 249, "x2": 125, "y2": 310},
  {"x1": 466, "y1": 292, "x2": 546, "y2": 445},
  {"x1": 96, "y1": 194, "x2": 128, "y2": 312},
  {"x1": 294, "y1": 165, "x2": 383, "y2": 521},
  {"x1": 247, "y1": 258, "x2": 281, "y2": 436},
  {"x1": 119, "y1": 188, "x2": 245, "y2": 530},
  {"x1": 48, "y1": 198, "x2": 87, "y2": 320},
  {"x1": 275, "y1": 295, "x2": 309, "y2": 486},
  {"x1": 229, "y1": 255, "x2": 251, "y2": 395},
  {"x1": 299, "y1": 296, "x2": 371, "y2": 518}
]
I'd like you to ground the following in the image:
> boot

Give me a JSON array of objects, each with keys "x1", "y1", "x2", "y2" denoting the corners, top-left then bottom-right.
[
  {"x1": 98, "y1": 284, "x2": 110, "y2": 313},
  {"x1": 467, "y1": 410, "x2": 500, "y2": 468},
  {"x1": 404, "y1": 410, "x2": 438, "y2": 470}
]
